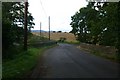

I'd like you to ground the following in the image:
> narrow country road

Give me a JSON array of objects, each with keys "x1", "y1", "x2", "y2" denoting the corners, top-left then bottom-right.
[{"x1": 28, "y1": 43, "x2": 120, "y2": 78}]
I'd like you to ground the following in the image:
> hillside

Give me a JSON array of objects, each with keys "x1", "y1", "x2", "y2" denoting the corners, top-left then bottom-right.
[
  {"x1": 32, "y1": 32, "x2": 77, "y2": 42},
  {"x1": 31, "y1": 30, "x2": 46, "y2": 32}
]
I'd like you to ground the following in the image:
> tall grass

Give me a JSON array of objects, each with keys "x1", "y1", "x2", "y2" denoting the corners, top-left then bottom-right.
[
  {"x1": 3, "y1": 34, "x2": 57, "y2": 78},
  {"x1": 2, "y1": 45, "x2": 57, "y2": 78},
  {"x1": 78, "y1": 43, "x2": 118, "y2": 62}
]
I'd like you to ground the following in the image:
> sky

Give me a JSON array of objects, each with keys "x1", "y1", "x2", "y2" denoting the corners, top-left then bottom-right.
[{"x1": 28, "y1": 0, "x2": 88, "y2": 32}]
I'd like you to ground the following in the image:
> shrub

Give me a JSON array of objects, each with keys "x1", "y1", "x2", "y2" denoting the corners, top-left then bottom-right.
[
  {"x1": 58, "y1": 37, "x2": 66, "y2": 42},
  {"x1": 57, "y1": 31, "x2": 62, "y2": 33},
  {"x1": 53, "y1": 31, "x2": 56, "y2": 33}
]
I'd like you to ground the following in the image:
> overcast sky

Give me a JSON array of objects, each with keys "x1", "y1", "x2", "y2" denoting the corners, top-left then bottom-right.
[{"x1": 28, "y1": 0, "x2": 88, "y2": 32}]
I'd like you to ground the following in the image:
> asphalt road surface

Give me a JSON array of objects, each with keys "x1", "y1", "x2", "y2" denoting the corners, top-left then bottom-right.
[{"x1": 29, "y1": 43, "x2": 120, "y2": 78}]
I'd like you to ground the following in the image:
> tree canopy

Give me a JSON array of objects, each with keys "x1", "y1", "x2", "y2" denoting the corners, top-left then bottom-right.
[{"x1": 70, "y1": 2, "x2": 119, "y2": 47}]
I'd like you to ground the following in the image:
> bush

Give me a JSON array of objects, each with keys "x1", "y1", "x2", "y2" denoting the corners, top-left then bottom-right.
[
  {"x1": 57, "y1": 31, "x2": 62, "y2": 33},
  {"x1": 58, "y1": 37, "x2": 66, "y2": 42},
  {"x1": 53, "y1": 31, "x2": 56, "y2": 33}
]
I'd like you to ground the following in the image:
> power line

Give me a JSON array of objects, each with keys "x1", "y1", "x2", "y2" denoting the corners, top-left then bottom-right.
[{"x1": 40, "y1": 0, "x2": 47, "y2": 17}]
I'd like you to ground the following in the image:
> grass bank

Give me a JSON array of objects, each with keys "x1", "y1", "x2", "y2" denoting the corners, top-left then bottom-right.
[
  {"x1": 2, "y1": 44, "x2": 57, "y2": 78},
  {"x1": 78, "y1": 43, "x2": 118, "y2": 63},
  {"x1": 64, "y1": 41, "x2": 80, "y2": 45}
]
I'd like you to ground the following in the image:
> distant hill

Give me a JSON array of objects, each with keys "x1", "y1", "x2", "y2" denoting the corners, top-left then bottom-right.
[{"x1": 31, "y1": 30, "x2": 47, "y2": 32}]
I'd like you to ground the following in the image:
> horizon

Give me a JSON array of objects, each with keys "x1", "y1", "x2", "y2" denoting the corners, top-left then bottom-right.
[
  {"x1": 31, "y1": 29, "x2": 71, "y2": 32},
  {"x1": 28, "y1": 0, "x2": 88, "y2": 32}
]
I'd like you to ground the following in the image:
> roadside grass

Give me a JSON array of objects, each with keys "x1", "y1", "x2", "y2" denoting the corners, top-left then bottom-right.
[
  {"x1": 63, "y1": 41, "x2": 80, "y2": 45},
  {"x1": 2, "y1": 44, "x2": 57, "y2": 78},
  {"x1": 91, "y1": 50, "x2": 117, "y2": 62},
  {"x1": 2, "y1": 35, "x2": 56, "y2": 79},
  {"x1": 78, "y1": 43, "x2": 118, "y2": 63}
]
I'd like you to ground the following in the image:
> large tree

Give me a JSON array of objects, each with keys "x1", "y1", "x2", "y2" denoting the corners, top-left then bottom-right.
[
  {"x1": 2, "y1": 2, "x2": 35, "y2": 58},
  {"x1": 70, "y1": 2, "x2": 119, "y2": 47}
]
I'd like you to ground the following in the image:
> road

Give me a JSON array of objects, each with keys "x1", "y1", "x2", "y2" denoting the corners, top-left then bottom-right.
[{"x1": 28, "y1": 43, "x2": 120, "y2": 78}]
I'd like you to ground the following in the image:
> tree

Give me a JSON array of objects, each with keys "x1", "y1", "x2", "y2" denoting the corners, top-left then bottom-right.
[
  {"x1": 2, "y1": 2, "x2": 35, "y2": 59},
  {"x1": 58, "y1": 31, "x2": 62, "y2": 33},
  {"x1": 53, "y1": 31, "x2": 56, "y2": 33},
  {"x1": 70, "y1": 2, "x2": 119, "y2": 48}
]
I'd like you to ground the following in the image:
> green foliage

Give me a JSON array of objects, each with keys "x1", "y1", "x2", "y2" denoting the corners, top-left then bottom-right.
[
  {"x1": 3, "y1": 45, "x2": 23, "y2": 60},
  {"x1": 2, "y1": 35, "x2": 55, "y2": 79},
  {"x1": 70, "y1": 2, "x2": 120, "y2": 48},
  {"x1": 2, "y1": 2, "x2": 35, "y2": 59},
  {"x1": 3, "y1": 48, "x2": 38, "y2": 78},
  {"x1": 3, "y1": 30, "x2": 57, "y2": 78},
  {"x1": 58, "y1": 37, "x2": 66, "y2": 42},
  {"x1": 3, "y1": 44, "x2": 57, "y2": 78},
  {"x1": 63, "y1": 41, "x2": 80, "y2": 45}
]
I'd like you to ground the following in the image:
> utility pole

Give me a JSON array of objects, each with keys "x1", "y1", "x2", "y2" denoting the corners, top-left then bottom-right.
[
  {"x1": 24, "y1": 0, "x2": 28, "y2": 51},
  {"x1": 40, "y1": 22, "x2": 42, "y2": 37},
  {"x1": 48, "y1": 16, "x2": 50, "y2": 40}
]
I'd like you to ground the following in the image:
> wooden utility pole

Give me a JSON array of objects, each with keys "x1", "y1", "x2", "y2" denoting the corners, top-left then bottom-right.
[
  {"x1": 24, "y1": 0, "x2": 28, "y2": 51},
  {"x1": 48, "y1": 16, "x2": 50, "y2": 40},
  {"x1": 40, "y1": 22, "x2": 42, "y2": 37}
]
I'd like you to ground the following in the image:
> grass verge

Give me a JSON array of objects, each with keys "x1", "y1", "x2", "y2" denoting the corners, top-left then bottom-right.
[
  {"x1": 2, "y1": 44, "x2": 57, "y2": 78},
  {"x1": 91, "y1": 50, "x2": 117, "y2": 62},
  {"x1": 78, "y1": 45, "x2": 118, "y2": 63}
]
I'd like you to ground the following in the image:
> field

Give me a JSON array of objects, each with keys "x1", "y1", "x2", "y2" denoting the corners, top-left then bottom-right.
[{"x1": 32, "y1": 32, "x2": 77, "y2": 42}]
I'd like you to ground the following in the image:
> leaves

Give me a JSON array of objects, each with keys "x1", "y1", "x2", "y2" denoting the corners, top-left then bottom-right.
[
  {"x1": 2, "y1": 2, "x2": 35, "y2": 59},
  {"x1": 70, "y1": 2, "x2": 119, "y2": 47}
]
